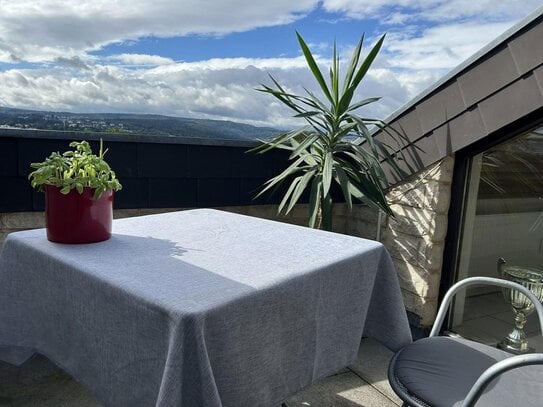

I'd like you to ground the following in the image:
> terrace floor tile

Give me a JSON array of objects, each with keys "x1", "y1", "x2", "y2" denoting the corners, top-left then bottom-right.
[{"x1": 0, "y1": 340, "x2": 400, "y2": 407}]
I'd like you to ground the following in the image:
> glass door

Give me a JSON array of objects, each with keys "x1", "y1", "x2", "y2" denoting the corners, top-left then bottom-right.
[{"x1": 451, "y1": 126, "x2": 543, "y2": 348}]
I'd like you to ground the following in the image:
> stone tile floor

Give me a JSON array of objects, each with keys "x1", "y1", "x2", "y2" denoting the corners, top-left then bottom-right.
[
  {"x1": 0, "y1": 338, "x2": 401, "y2": 407},
  {"x1": 6, "y1": 291, "x2": 543, "y2": 406},
  {"x1": 454, "y1": 291, "x2": 543, "y2": 351}
]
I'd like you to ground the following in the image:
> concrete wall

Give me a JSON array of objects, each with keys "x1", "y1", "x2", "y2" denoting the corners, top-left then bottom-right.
[
  {"x1": 0, "y1": 203, "x2": 350, "y2": 247},
  {"x1": 347, "y1": 156, "x2": 454, "y2": 327}
]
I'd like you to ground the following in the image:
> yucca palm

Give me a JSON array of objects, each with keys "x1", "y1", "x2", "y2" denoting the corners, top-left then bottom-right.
[{"x1": 252, "y1": 32, "x2": 408, "y2": 231}]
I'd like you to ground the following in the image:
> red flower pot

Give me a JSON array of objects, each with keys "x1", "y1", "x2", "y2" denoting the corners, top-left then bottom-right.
[{"x1": 45, "y1": 185, "x2": 113, "y2": 244}]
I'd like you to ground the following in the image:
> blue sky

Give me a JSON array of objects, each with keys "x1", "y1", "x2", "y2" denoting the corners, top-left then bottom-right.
[
  {"x1": 0, "y1": 1, "x2": 541, "y2": 128},
  {"x1": 92, "y1": 8, "x2": 380, "y2": 62}
]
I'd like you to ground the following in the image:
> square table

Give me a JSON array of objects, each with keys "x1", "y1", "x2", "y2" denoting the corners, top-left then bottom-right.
[{"x1": 0, "y1": 209, "x2": 411, "y2": 406}]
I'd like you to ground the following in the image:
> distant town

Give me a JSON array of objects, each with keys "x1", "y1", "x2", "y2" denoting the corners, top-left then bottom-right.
[
  {"x1": 0, "y1": 107, "x2": 279, "y2": 140},
  {"x1": 0, "y1": 113, "x2": 128, "y2": 133}
]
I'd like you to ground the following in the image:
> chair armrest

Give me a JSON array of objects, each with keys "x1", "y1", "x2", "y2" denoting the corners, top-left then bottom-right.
[
  {"x1": 430, "y1": 276, "x2": 543, "y2": 337},
  {"x1": 462, "y1": 353, "x2": 543, "y2": 406}
]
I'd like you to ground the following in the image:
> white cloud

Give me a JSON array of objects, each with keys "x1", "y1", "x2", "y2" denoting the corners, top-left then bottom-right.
[
  {"x1": 109, "y1": 54, "x2": 175, "y2": 66},
  {"x1": 148, "y1": 56, "x2": 309, "y2": 72},
  {"x1": 0, "y1": 0, "x2": 319, "y2": 63},
  {"x1": 0, "y1": 54, "x2": 410, "y2": 128},
  {"x1": 321, "y1": 0, "x2": 542, "y2": 22},
  {"x1": 384, "y1": 21, "x2": 515, "y2": 70},
  {"x1": 418, "y1": 0, "x2": 542, "y2": 22},
  {"x1": 321, "y1": 0, "x2": 438, "y2": 18}
]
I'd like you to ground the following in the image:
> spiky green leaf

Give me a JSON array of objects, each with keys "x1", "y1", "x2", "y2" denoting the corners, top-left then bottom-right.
[
  {"x1": 322, "y1": 151, "x2": 333, "y2": 198},
  {"x1": 333, "y1": 164, "x2": 353, "y2": 210},
  {"x1": 296, "y1": 31, "x2": 334, "y2": 105},
  {"x1": 287, "y1": 169, "x2": 316, "y2": 213}
]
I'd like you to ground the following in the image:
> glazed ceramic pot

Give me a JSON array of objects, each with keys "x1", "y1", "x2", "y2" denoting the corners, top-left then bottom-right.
[{"x1": 45, "y1": 185, "x2": 113, "y2": 244}]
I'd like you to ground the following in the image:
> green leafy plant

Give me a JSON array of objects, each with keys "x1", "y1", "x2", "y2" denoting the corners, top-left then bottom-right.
[
  {"x1": 29, "y1": 139, "x2": 122, "y2": 199},
  {"x1": 251, "y1": 32, "x2": 408, "y2": 230}
]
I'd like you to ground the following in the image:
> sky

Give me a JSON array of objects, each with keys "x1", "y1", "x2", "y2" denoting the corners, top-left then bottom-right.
[{"x1": 0, "y1": 1, "x2": 541, "y2": 129}]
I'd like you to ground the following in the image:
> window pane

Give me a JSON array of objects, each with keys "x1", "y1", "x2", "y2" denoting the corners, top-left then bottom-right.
[{"x1": 452, "y1": 126, "x2": 543, "y2": 349}]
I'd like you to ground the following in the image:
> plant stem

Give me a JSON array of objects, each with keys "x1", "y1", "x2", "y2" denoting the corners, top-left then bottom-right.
[
  {"x1": 321, "y1": 193, "x2": 333, "y2": 231},
  {"x1": 315, "y1": 206, "x2": 322, "y2": 230}
]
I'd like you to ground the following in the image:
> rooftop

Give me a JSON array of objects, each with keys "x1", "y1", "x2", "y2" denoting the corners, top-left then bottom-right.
[{"x1": 1, "y1": 6, "x2": 542, "y2": 407}]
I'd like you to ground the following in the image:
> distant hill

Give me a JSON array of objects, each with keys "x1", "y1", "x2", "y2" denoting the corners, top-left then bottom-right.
[{"x1": 0, "y1": 107, "x2": 280, "y2": 141}]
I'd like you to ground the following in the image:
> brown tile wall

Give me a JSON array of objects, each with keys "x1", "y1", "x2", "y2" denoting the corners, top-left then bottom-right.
[{"x1": 381, "y1": 16, "x2": 543, "y2": 178}]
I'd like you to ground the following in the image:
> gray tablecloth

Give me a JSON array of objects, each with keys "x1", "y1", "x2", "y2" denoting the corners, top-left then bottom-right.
[{"x1": 0, "y1": 209, "x2": 411, "y2": 406}]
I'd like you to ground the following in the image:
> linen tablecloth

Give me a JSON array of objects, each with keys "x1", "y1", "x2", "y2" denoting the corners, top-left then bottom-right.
[{"x1": 0, "y1": 209, "x2": 411, "y2": 406}]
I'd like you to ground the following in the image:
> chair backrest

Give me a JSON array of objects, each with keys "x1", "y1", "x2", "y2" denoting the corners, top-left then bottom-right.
[{"x1": 430, "y1": 276, "x2": 543, "y2": 337}]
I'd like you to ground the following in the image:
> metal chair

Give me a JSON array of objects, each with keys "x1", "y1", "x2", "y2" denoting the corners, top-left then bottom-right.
[{"x1": 388, "y1": 277, "x2": 543, "y2": 407}]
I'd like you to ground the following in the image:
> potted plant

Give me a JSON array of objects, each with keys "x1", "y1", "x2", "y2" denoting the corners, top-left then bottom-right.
[
  {"x1": 29, "y1": 139, "x2": 122, "y2": 243},
  {"x1": 252, "y1": 32, "x2": 409, "y2": 230}
]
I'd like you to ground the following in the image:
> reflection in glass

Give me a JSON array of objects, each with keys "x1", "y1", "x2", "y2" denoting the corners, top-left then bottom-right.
[{"x1": 452, "y1": 126, "x2": 543, "y2": 349}]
